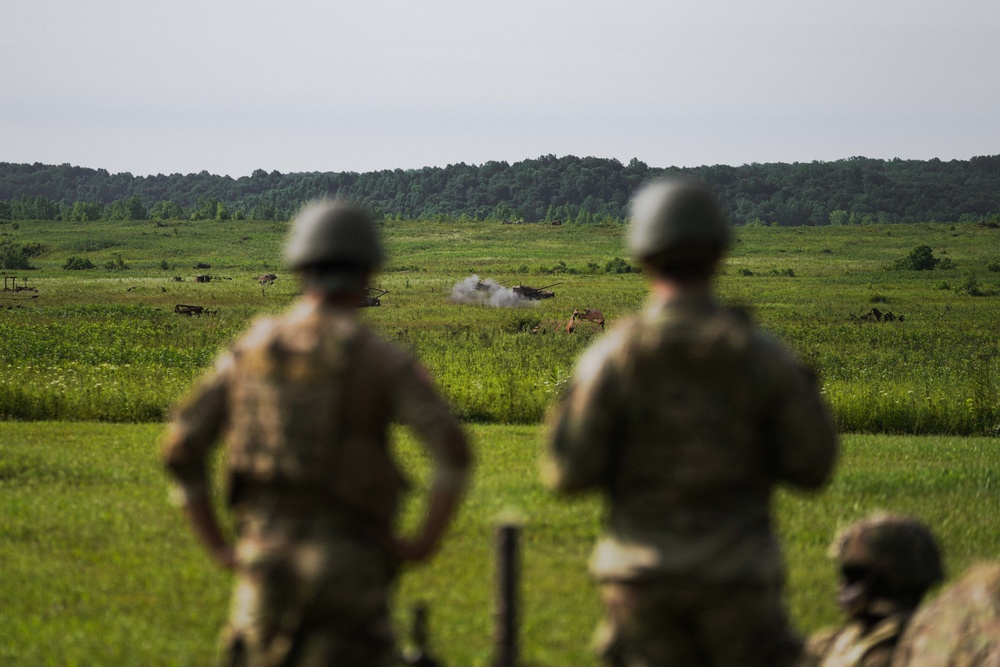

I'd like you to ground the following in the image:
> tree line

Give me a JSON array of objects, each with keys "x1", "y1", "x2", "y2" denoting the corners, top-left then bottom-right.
[{"x1": 1, "y1": 154, "x2": 998, "y2": 225}]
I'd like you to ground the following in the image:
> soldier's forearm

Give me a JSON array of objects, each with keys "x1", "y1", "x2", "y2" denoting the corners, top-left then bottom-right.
[
  {"x1": 393, "y1": 487, "x2": 463, "y2": 564},
  {"x1": 183, "y1": 494, "x2": 234, "y2": 569}
]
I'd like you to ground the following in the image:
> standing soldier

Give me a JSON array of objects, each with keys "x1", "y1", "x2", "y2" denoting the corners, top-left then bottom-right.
[
  {"x1": 800, "y1": 514, "x2": 944, "y2": 667},
  {"x1": 163, "y1": 200, "x2": 472, "y2": 666},
  {"x1": 542, "y1": 178, "x2": 838, "y2": 667}
]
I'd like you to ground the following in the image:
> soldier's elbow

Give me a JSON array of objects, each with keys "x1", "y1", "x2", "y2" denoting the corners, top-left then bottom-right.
[
  {"x1": 784, "y1": 452, "x2": 838, "y2": 491},
  {"x1": 540, "y1": 458, "x2": 591, "y2": 495},
  {"x1": 447, "y1": 427, "x2": 474, "y2": 471},
  {"x1": 791, "y1": 469, "x2": 833, "y2": 491}
]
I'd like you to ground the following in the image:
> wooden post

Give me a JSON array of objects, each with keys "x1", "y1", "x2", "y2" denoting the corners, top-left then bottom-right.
[{"x1": 493, "y1": 522, "x2": 520, "y2": 667}]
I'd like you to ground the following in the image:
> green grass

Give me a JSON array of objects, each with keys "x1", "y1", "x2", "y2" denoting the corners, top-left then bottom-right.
[
  {"x1": 1, "y1": 423, "x2": 998, "y2": 665},
  {"x1": 2, "y1": 218, "x2": 999, "y2": 664},
  {"x1": 2, "y1": 218, "x2": 999, "y2": 431}
]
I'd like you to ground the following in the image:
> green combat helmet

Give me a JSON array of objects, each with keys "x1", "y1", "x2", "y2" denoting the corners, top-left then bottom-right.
[
  {"x1": 627, "y1": 178, "x2": 731, "y2": 260},
  {"x1": 829, "y1": 513, "x2": 944, "y2": 618},
  {"x1": 285, "y1": 199, "x2": 385, "y2": 271}
]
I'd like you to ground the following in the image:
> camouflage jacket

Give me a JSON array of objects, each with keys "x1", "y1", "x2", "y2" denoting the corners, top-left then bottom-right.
[
  {"x1": 543, "y1": 292, "x2": 838, "y2": 583},
  {"x1": 801, "y1": 616, "x2": 908, "y2": 667},
  {"x1": 163, "y1": 299, "x2": 470, "y2": 529},
  {"x1": 893, "y1": 562, "x2": 1000, "y2": 667}
]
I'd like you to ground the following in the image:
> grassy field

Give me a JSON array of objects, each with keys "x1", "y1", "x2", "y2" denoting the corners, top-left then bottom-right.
[
  {"x1": 1, "y1": 218, "x2": 999, "y2": 431},
  {"x1": 1, "y1": 422, "x2": 998, "y2": 666},
  {"x1": 1, "y1": 217, "x2": 999, "y2": 664}
]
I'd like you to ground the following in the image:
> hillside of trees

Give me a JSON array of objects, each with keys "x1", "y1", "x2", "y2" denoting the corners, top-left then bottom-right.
[{"x1": 1, "y1": 154, "x2": 998, "y2": 226}]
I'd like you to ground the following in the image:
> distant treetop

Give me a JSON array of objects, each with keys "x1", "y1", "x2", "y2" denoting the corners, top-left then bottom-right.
[{"x1": 1, "y1": 154, "x2": 998, "y2": 225}]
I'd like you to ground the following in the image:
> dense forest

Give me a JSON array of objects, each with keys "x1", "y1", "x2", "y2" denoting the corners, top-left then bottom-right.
[{"x1": 1, "y1": 154, "x2": 999, "y2": 226}]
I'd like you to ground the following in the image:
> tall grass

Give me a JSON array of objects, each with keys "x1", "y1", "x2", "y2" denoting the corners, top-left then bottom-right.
[
  {"x1": 0, "y1": 305, "x2": 243, "y2": 421},
  {"x1": 1, "y1": 218, "x2": 998, "y2": 432}
]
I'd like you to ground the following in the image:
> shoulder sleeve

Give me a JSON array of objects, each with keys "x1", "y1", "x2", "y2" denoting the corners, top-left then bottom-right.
[
  {"x1": 800, "y1": 627, "x2": 839, "y2": 667},
  {"x1": 755, "y1": 335, "x2": 839, "y2": 490},
  {"x1": 542, "y1": 326, "x2": 629, "y2": 494},
  {"x1": 386, "y1": 344, "x2": 471, "y2": 495},
  {"x1": 861, "y1": 646, "x2": 895, "y2": 667},
  {"x1": 161, "y1": 351, "x2": 234, "y2": 503}
]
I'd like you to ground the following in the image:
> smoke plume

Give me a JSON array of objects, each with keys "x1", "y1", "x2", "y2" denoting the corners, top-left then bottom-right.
[{"x1": 451, "y1": 275, "x2": 534, "y2": 308}]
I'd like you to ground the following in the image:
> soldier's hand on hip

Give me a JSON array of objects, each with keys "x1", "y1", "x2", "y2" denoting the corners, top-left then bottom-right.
[
  {"x1": 390, "y1": 536, "x2": 438, "y2": 564},
  {"x1": 212, "y1": 544, "x2": 237, "y2": 571}
]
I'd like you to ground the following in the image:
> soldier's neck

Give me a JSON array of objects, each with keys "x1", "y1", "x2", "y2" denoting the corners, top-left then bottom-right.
[
  {"x1": 304, "y1": 290, "x2": 363, "y2": 310},
  {"x1": 649, "y1": 278, "x2": 713, "y2": 303}
]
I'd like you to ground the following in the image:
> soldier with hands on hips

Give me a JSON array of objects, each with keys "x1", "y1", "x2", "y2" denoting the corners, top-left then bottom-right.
[{"x1": 163, "y1": 200, "x2": 472, "y2": 666}]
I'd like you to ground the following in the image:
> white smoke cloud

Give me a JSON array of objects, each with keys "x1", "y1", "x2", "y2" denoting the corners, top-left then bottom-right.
[{"x1": 450, "y1": 275, "x2": 535, "y2": 308}]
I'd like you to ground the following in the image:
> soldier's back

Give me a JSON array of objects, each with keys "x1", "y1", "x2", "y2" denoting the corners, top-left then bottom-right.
[
  {"x1": 584, "y1": 295, "x2": 834, "y2": 584},
  {"x1": 225, "y1": 301, "x2": 413, "y2": 525}
]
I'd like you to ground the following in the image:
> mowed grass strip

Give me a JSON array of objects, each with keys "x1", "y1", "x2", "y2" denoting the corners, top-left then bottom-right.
[{"x1": 1, "y1": 422, "x2": 997, "y2": 666}]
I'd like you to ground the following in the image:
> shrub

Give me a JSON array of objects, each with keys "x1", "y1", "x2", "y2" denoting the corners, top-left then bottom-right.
[
  {"x1": 893, "y1": 245, "x2": 940, "y2": 271},
  {"x1": 958, "y1": 272, "x2": 984, "y2": 296},
  {"x1": 545, "y1": 260, "x2": 568, "y2": 274},
  {"x1": 104, "y1": 254, "x2": 129, "y2": 271},
  {"x1": 0, "y1": 239, "x2": 34, "y2": 270},
  {"x1": 737, "y1": 268, "x2": 754, "y2": 276},
  {"x1": 938, "y1": 257, "x2": 956, "y2": 270},
  {"x1": 21, "y1": 242, "x2": 45, "y2": 258},
  {"x1": 64, "y1": 256, "x2": 96, "y2": 270},
  {"x1": 604, "y1": 256, "x2": 640, "y2": 274}
]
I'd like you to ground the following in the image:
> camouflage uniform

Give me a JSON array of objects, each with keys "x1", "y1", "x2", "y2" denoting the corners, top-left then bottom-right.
[
  {"x1": 893, "y1": 562, "x2": 1000, "y2": 667},
  {"x1": 801, "y1": 514, "x2": 944, "y2": 667},
  {"x1": 802, "y1": 616, "x2": 909, "y2": 667},
  {"x1": 163, "y1": 299, "x2": 470, "y2": 666},
  {"x1": 544, "y1": 292, "x2": 839, "y2": 667}
]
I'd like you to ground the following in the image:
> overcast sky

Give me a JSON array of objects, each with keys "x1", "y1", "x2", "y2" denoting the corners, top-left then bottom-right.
[{"x1": 3, "y1": 0, "x2": 998, "y2": 177}]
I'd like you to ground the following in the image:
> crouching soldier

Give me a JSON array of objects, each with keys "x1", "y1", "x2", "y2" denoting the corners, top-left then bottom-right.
[
  {"x1": 163, "y1": 200, "x2": 472, "y2": 666},
  {"x1": 801, "y1": 514, "x2": 943, "y2": 667}
]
